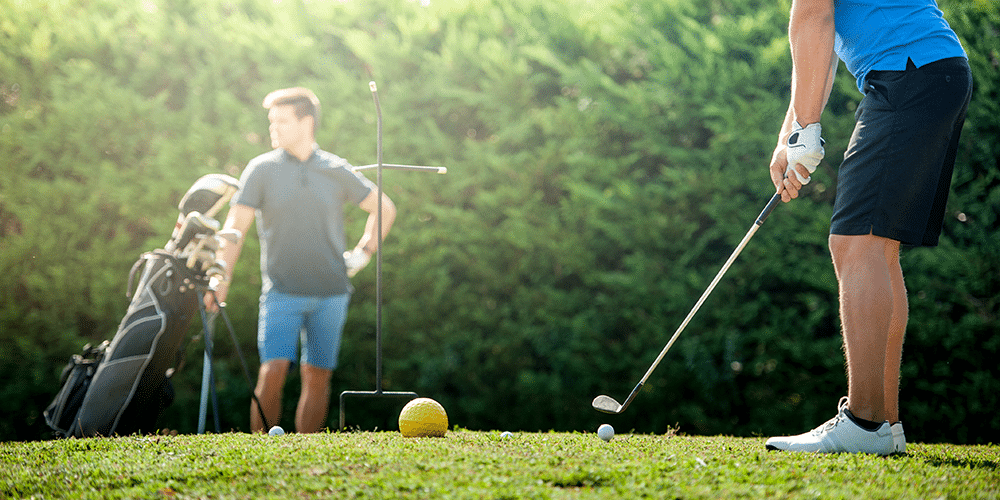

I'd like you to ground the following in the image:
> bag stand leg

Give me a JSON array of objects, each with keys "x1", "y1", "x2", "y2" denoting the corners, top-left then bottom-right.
[
  {"x1": 196, "y1": 299, "x2": 221, "y2": 434},
  {"x1": 195, "y1": 289, "x2": 272, "y2": 433}
]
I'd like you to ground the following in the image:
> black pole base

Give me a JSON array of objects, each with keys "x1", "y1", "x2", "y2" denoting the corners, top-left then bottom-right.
[{"x1": 338, "y1": 389, "x2": 418, "y2": 431}]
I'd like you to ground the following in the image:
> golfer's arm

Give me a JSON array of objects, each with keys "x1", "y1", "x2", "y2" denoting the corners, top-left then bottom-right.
[
  {"x1": 218, "y1": 203, "x2": 255, "y2": 281},
  {"x1": 355, "y1": 190, "x2": 396, "y2": 255},
  {"x1": 788, "y1": 0, "x2": 836, "y2": 127},
  {"x1": 778, "y1": 54, "x2": 838, "y2": 142}
]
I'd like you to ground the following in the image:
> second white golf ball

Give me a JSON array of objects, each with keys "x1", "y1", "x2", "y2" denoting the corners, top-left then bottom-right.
[
  {"x1": 268, "y1": 425, "x2": 285, "y2": 436},
  {"x1": 597, "y1": 424, "x2": 614, "y2": 442}
]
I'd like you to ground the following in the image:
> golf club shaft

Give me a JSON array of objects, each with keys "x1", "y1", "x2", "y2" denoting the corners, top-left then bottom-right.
[
  {"x1": 634, "y1": 192, "x2": 783, "y2": 392},
  {"x1": 218, "y1": 304, "x2": 271, "y2": 430}
]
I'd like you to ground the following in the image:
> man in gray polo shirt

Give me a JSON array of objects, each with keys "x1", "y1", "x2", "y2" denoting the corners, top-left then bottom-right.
[{"x1": 209, "y1": 87, "x2": 395, "y2": 433}]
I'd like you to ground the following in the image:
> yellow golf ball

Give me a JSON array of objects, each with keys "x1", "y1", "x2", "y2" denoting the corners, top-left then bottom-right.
[{"x1": 398, "y1": 397, "x2": 448, "y2": 437}]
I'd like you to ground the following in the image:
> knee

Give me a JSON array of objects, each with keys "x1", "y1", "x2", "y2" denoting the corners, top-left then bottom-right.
[
  {"x1": 829, "y1": 234, "x2": 879, "y2": 276},
  {"x1": 300, "y1": 363, "x2": 332, "y2": 384},
  {"x1": 258, "y1": 359, "x2": 290, "y2": 384},
  {"x1": 829, "y1": 234, "x2": 901, "y2": 277}
]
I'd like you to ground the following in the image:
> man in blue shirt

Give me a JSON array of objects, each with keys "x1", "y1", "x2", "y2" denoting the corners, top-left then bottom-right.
[
  {"x1": 764, "y1": 0, "x2": 971, "y2": 455},
  {"x1": 209, "y1": 87, "x2": 396, "y2": 433}
]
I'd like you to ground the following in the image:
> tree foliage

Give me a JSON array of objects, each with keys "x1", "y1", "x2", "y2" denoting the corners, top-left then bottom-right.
[{"x1": 1, "y1": 0, "x2": 996, "y2": 442}]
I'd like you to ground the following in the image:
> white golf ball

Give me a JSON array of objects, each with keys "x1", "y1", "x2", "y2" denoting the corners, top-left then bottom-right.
[
  {"x1": 500, "y1": 431, "x2": 513, "y2": 439},
  {"x1": 597, "y1": 424, "x2": 614, "y2": 442},
  {"x1": 268, "y1": 425, "x2": 285, "y2": 436}
]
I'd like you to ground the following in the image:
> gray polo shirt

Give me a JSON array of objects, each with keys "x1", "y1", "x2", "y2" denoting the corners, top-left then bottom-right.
[{"x1": 234, "y1": 147, "x2": 374, "y2": 296}]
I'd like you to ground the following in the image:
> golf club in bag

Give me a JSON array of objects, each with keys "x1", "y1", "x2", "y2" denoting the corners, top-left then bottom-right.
[
  {"x1": 44, "y1": 174, "x2": 243, "y2": 437},
  {"x1": 592, "y1": 191, "x2": 782, "y2": 415}
]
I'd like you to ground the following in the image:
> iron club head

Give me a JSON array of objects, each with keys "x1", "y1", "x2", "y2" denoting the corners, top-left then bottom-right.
[{"x1": 592, "y1": 395, "x2": 624, "y2": 414}]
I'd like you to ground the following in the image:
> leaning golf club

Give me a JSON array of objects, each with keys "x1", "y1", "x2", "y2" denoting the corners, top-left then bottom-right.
[{"x1": 593, "y1": 191, "x2": 783, "y2": 414}]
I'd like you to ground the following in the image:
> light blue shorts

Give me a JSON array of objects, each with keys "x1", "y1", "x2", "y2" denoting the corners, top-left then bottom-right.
[{"x1": 258, "y1": 290, "x2": 350, "y2": 370}]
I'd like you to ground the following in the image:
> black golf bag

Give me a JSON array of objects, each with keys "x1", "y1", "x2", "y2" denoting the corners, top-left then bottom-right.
[{"x1": 44, "y1": 174, "x2": 240, "y2": 438}]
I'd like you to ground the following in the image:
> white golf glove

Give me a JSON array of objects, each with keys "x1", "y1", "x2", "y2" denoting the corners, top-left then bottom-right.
[
  {"x1": 343, "y1": 248, "x2": 371, "y2": 278},
  {"x1": 784, "y1": 121, "x2": 825, "y2": 185}
]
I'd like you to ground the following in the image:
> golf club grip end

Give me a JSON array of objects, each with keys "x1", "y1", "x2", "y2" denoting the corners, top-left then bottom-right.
[{"x1": 756, "y1": 191, "x2": 782, "y2": 226}]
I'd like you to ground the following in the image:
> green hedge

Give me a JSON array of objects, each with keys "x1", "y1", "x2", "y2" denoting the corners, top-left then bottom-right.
[{"x1": 1, "y1": 0, "x2": 996, "y2": 443}]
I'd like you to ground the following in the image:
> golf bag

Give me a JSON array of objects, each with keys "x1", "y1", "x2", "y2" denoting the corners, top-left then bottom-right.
[{"x1": 44, "y1": 174, "x2": 240, "y2": 438}]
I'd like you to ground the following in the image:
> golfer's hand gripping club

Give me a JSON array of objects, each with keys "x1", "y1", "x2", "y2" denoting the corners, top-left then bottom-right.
[{"x1": 783, "y1": 121, "x2": 825, "y2": 185}]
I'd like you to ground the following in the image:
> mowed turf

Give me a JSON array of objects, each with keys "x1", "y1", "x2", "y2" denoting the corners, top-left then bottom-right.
[{"x1": 2, "y1": 430, "x2": 998, "y2": 499}]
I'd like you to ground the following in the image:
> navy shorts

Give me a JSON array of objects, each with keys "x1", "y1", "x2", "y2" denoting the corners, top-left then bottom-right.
[{"x1": 830, "y1": 57, "x2": 972, "y2": 247}]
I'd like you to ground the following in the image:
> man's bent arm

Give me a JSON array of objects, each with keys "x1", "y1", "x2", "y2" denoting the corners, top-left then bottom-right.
[{"x1": 354, "y1": 190, "x2": 396, "y2": 256}]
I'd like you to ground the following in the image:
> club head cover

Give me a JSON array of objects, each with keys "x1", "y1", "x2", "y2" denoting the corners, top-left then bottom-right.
[
  {"x1": 177, "y1": 174, "x2": 240, "y2": 219},
  {"x1": 172, "y1": 212, "x2": 220, "y2": 254},
  {"x1": 215, "y1": 228, "x2": 242, "y2": 245}
]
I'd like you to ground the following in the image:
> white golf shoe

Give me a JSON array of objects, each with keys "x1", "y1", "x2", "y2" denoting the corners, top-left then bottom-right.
[
  {"x1": 765, "y1": 398, "x2": 894, "y2": 456},
  {"x1": 891, "y1": 422, "x2": 906, "y2": 454}
]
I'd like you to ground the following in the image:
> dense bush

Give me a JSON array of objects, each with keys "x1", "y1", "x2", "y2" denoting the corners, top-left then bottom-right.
[{"x1": 1, "y1": 0, "x2": 996, "y2": 443}]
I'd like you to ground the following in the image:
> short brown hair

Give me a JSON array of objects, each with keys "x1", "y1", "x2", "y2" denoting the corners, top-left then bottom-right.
[{"x1": 262, "y1": 87, "x2": 321, "y2": 134}]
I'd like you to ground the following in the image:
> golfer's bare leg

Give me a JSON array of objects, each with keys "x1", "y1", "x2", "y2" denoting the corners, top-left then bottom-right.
[
  {"x1": 830, "y1": 233, "x2": 897, "y2": 423},
  {"x1": 296, "y1": 363, "x2": 332, "y2": 433},
  {"x1": 882, "y1": 241, "x2": 907, "y2": 424},
  {"x1": 252, "y1": 359, "x2": 290, "y2": 432}
]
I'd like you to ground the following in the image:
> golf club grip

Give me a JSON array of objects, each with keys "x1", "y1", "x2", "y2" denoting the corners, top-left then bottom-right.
[
  {"x1": 756, "y1": 192, "x2": 782, "y2": 226},
  {"x1": 638, "y1": 193, "x2": 779, "y2": 385}
]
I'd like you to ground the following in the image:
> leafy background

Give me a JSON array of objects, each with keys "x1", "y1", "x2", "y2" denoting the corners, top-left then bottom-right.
[{"x1": 1, "y1": 0, "x2": 997, "y2": 443}]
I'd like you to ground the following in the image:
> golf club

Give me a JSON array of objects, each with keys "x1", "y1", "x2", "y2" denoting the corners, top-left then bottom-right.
[{"x1": 592, "y1": 191, "x2": 782, "y2": 414}]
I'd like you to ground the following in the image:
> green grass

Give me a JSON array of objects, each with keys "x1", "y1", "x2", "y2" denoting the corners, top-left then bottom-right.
[{"x1": 2, "y1": 430, "x2": 998, "y2": 499}]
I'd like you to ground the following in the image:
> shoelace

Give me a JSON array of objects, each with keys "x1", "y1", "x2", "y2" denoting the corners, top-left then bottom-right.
[{"x1": 810, "y1": 397, "x2": 850, "y2": 436}]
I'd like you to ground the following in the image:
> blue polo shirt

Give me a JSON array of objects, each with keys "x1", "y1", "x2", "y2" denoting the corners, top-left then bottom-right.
[
  {"x1": 234, "y1": 147, "x2": 373, "y2": 297},
  {"x1": 834, "y1": 0, "x2": 967, "y2": 92}
]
